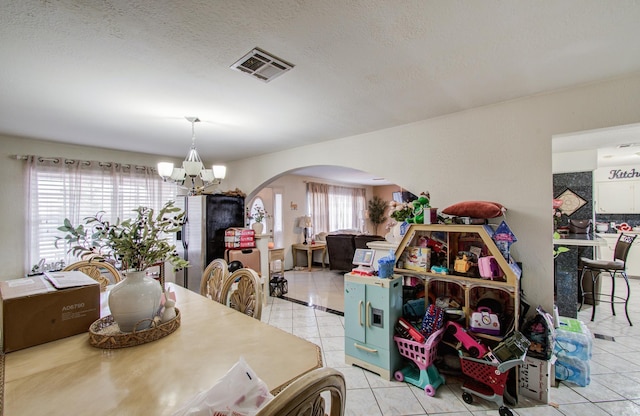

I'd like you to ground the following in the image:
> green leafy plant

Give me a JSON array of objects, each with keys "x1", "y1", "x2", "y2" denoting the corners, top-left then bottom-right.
[
  {"x1": 56, "y1": 201, "x2": 189, "y2": 272},
  {"x1": 553, "y1": 231, "x2": 570, "y2": 258},
  {"x1": 368, "y1": 196, "x2": 388, "y2": 235}
]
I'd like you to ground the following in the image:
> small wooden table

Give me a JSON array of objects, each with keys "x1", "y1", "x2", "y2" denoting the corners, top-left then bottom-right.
[
  {"x1": 292, "y1": 242, "x2": 327, "y2": 271},
  {"x1": 2, "y1": 283, "x2": 322, "y2": 416}
]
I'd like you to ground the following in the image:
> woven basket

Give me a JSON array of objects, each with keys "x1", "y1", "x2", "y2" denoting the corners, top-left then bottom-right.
[{"x1": 89, "y1": 308, "x2": 180, "y2": 349}]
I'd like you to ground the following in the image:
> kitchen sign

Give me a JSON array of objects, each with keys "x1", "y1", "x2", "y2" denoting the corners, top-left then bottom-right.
[{"x1": 594, "y1": 165, "x2": 640, "y2": 182}]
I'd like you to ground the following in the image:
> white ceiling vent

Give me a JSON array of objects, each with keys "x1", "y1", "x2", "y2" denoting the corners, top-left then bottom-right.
[{"x1": 230, "y1": 48, "x2": 294, "y2": 82}]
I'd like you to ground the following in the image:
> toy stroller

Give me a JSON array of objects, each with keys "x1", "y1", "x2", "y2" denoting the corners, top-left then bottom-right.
[{"x1": 393, "y1": 327, "x2": 446, "y2": 396}]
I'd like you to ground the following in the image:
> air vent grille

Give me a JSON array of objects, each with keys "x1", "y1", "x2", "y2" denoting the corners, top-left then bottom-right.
[{"x1": 230, "y1": 48, "x2": 294, "y2": 83}]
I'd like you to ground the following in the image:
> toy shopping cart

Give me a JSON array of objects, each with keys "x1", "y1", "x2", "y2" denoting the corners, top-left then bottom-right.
[
  {"x1": 458, "y1": 353, "x2": 524, "y2": 416},
  {"x1": 393, "y1": 327, "x2": 446, "y2": 396}
]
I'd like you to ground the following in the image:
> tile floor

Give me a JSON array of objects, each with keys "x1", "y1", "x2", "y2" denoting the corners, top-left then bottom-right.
[{"x1": 260, "y1": 268, "x2": 640, "y2": 416}]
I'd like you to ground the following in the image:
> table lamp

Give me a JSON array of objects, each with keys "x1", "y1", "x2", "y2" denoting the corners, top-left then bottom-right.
[{"x1": 300, "y1": 216, "x2": 313, "y2": 244}]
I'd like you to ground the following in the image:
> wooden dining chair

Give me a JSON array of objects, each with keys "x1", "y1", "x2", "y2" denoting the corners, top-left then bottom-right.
[
  {"x1": 220, "y1": 268, "x2": 263, "y2": 320},
  {"x1": 200, "y1": 258, "x2": 229, "y2": 303},
  {"x1": 63, "y1": 260, "x2": 121, "y2": 291},
  {"x1": 256, "y1": 367, "x2": 346, "y2": 416}
]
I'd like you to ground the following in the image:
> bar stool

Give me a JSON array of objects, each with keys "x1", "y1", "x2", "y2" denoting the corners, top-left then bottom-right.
[{"x1": 579, "y1": 233, "x2": 637, "y2": 325}]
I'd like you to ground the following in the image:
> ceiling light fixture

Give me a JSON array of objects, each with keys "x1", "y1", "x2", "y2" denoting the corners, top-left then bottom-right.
[{"x1": 157, "y1": 117, "x2": 226, "y2": 195}]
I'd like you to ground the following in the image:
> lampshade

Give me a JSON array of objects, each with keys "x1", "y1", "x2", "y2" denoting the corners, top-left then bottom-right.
[
  {"x1": 213, "y1": 165, "x2": 226, "y2": 180},
  {"x1": 200, "y1": 169, "x2": 214, "y2": 182},
  {"x1": 157, "y1": 162, "x2": 174, "y2": 178},
  {"x1": 170, "y1": 167, "x2": 186, "y2": 181},
  {"x1": 299, "y1": 216, "x2": 313, "y2": 228},
  {"x1": 183, "y1": 160, "x2": 203, "y2": 177}
]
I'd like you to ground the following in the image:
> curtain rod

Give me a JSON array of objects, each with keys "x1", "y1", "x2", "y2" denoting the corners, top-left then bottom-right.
[
  {"x1": 303, "y1": 179, "x2": 367, "y2": 189},
  {"x1": 13, "y1": 155, "x2": 154, "y2": 171}
]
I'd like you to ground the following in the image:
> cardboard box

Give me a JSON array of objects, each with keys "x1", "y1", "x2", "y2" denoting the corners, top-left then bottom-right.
[
  {"x1": 404, "y1": 247, "x2": 430, "y2": 272},
  {"x1": 224, "y1": 228, "x2": 256, "y2": 248},
  {"x1": 1, "y1": 274, "x2": 100, "y2": 352},
  {"x1": 519, "y1": 356, "x2": 551, "y2": 403},
  {"x1": 224, "y1": 228, "x2": 256, "y2": 237}
]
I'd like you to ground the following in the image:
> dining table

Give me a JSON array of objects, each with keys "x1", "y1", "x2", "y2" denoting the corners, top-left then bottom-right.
[{"x1": 1, "y1": 282, "x2": 322, "y2": 415}]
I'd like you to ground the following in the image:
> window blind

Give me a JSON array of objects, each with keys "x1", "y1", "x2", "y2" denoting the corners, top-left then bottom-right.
[{"x1": 27, "y1": 157, "x2": 177, "y2": 270}]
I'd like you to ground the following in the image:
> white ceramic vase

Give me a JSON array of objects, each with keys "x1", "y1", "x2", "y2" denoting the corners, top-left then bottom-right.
[
  {"x1": 385, "y1": 221, "x2": 403, "y2": 244},
  {"x1": 108, "y1": 270, "x2": 162, "y2": 333},
  {"x1": 252, "y1": 222, "x2": 264, "y2": 235}
]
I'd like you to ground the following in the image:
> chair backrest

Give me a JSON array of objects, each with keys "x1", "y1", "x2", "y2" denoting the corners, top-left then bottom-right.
[
  {"x1": 63, "y1": 260, "x2": 121, "y2": 290},
  {"x1": 200, "y1": 258, "x2": 229, "y2": 303},
  {"x1": 614, "y1": 233, "x2": 637, "y2": 264},
  {"x1": 256, "y1": 367, "x2": 346, "y2": 416},
  {"x1": 220, "y1": 268, "x2": 263, "y2": 320}
]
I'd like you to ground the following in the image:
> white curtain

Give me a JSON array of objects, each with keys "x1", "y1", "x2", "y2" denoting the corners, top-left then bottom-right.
[
  {"x1": 25, "y1": 156, "x2": 176, "y2": 271},
  {"x1": 307, "y1": 181, "x2": 366, "y2": 234},
  {"x1": 307, "y1": 182, "x2": 329, "y2": 233}
]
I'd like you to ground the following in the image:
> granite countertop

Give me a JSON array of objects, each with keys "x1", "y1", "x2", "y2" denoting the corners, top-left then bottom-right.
[{"x1": 553, "y1": 233, "x2": 606, "y2": 246}]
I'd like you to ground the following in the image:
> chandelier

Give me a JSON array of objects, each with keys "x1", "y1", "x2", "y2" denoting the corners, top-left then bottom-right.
[{"x1": 157, "y1": 117, "x2": 226, "y2": 194}]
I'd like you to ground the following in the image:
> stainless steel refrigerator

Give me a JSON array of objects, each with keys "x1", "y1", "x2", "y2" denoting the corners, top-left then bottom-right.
[{"x1": 175, "y1": 194, "x2": 245, "y2": 292}]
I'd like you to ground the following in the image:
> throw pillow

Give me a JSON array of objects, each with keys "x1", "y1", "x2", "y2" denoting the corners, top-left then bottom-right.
[{"x1": 442, "y1": 201, "x2": 506, "y2": 219}]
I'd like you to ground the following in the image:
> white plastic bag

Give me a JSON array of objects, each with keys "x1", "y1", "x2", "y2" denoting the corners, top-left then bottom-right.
[{"x1": 173, "y1": 357, "x2": 273, "y2": 416}]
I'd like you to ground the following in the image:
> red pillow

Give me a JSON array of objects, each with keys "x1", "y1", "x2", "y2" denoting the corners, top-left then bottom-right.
[{"x1": 442, "y1": 201, "x2": 506, "y2": 219}]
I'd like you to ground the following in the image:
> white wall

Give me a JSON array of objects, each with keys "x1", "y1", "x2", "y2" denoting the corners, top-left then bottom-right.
[
  {"x1": 2, "y1": 73, "x2": 640, "y2": 313},
  {"x1": 0, "y1": 137, "x2": 183, "y2": 281},
  {"x1": 552, "y1": 149, "x2": 598, "y2": 173},
  {"x1": 225, "y1": 72, "x2": 640, "y2": 313}
]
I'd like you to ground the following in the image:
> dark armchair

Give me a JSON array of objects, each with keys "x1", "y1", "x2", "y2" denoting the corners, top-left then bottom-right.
[{"x1": 325, "y1": 233, "x2": 385, "y2": 271}]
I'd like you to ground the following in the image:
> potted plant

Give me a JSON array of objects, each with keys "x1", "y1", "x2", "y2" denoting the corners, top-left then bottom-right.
[
  {"x1": 367, "y1": 196, "x2": 388, "y2": 235},
  {"x1": 57, "y1": 200, "x2": 188, "y2": 332},
  {"x1": 247, "y1": 206, "x2": 269, "y2": 234}
]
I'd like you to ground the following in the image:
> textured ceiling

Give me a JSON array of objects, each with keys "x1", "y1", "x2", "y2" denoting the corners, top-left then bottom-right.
[{"x1": 2, "y1": 1, "x2": 640, "y2": 176}]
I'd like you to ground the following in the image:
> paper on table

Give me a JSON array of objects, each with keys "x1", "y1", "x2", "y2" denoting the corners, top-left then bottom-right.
[
  {"x1": 44, "y1": 271, "x2": 100, "y2": 289},
  {"x1": 0, "y1": 276, "x2": 55, "y2": 298}
]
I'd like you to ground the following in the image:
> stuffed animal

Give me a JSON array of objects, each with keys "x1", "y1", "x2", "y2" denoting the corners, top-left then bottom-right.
[{"x1": 406, "y1": 192, "x2": 430, "y2": 224}]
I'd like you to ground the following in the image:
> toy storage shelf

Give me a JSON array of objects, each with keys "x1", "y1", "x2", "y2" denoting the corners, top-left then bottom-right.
[{"x1": 393, "y1": 224, "x2": 521, "y2": 342}]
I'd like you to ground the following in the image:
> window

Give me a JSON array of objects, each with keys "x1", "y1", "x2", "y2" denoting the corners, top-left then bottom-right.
[
  {"x1": 247, "y1": 197, "x2": 265, "y2": 227},
  {"x1": 26, "y1": 157, "x2": 176, "y2": 270},
  {"x1": 306, "y1": 182, "x2": 366, "y2": 234},
  {"x1": 273, "y1": 190, "x2": 283, "y2": 248}
]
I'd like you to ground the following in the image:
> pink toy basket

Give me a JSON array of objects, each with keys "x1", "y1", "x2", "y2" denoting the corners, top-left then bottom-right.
[
  {"x1": 394, "y1": 327, "x2": 444, "y2": 371},
  {"x1": 393, "y1": 327, "x2": 446, "y2": 396}
]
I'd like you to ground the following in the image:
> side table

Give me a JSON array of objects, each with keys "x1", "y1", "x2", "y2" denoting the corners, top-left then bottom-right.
[{"x1": 292, "y1": 242, "x2": 327, "y2": 272}]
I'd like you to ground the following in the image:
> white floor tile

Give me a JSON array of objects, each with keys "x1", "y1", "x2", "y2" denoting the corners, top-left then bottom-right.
[
  {"x1": 566, "y1": 377, "x2": 626, "y2": 402},
  {"x1": 590, "y1": 372, "x2": 640, "y2": 400},
  {"x1": 320, "y1": 336, "x2": 345, "y2": 352},
  {"x1": 344, "y1": 388, "x2": 383, "y2": 416},
  {"x1": 554, "y1": 401, "x2": 614, "y2": 416},
  {"x1": 549, "y1": 382, "x2": 590, "y2": 405},
  {"x1": 594, "y1": 399, "x2": 640, "y2": 415},
  {"x1": 372, "y1": 385, "x2": 427, "y2": 415},
  {"x1": 259, "y1": 269, "x2": 640, "y2": 415},
  {"x1": 338, "y1": 366, "x2": 371, "y2": 390},
  {"x1": 410, "y1": 383, "x2": 470, "y2": 414}
]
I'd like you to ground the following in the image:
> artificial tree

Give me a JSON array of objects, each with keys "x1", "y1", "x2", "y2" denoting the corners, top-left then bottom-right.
[{"x1": 367, "y1": 196, "x2": 388, "y2": 235}]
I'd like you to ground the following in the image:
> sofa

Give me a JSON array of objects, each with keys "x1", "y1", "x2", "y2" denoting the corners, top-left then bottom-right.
[{"x1": 325, "y1": 232, "x2": 385, "y2": 271}]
